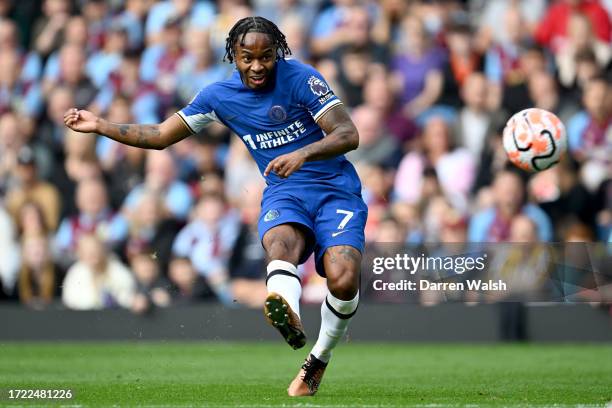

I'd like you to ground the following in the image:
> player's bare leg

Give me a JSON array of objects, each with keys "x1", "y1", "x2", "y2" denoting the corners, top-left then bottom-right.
[
  {"x1": 288, "y1": 245, "x2": 361, "y2": 396},
  {"x1": 262, "y1": 224, "x2": 307, "y2": 349}
]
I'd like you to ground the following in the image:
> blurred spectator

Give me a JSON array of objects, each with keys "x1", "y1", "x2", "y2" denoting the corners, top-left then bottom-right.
[
  {"x1": 278, "y1": 13, "x2": 309, "y2": 61},
  {"x1": 438, "y1": 22, "x2": 483, "y2": 109},
  {"x1": 394, "y1": 116, "x2": 475, "y2": 210},
  {"x1": 528, "y1": 70, "x2": 579, "y2": 124},
  {"x1": 5, "y1": 145, "x2": 61, "y2": 231},
  {"x1": 347, "y1": 105, "x2": 401, "y2": 167},
  {"x1": 81, "y1": 0, "x2": 111, "y2": 52},
  {"x1": 474, "y1": 0, "x2": 545, "y2": 51},
  {"x1": 54, "y1": 177, "x2": 128, "y2": 267},
  {"x1": 96, "y1": 95, "x2": 137, "y2": 174},
  {"x1": 390, "y1": 201, "x2": 423, "y2": 243},
  {"x1": 225, "y1": 137, "x2": 262, "y2": 205},
  {"x1": 593, "y1": 179, "x2": 611, "y2": 241},
  {"x1": 207, "y1": 0, "x2": 252, "y2": 58},
  {"x1": 129, "y1": 249, "x2": 171, "y2": 314},
  {"x1": 0, "y1": 112, "x2": 28, "y2": 193},
  {"x1": 439, "y1": 207, "x2": 468, "y2": 244},
  {"x1": 0, "y1": 48, "x2": 43, "y2": 119},
  {"x1": 42, "y1": 44, "x2": 98, "y2": 108},
  {"x1": 38, "y1": 86, "x2": 76, "y2": 160},
  {"x1": 145, "y1": 0, "x2": 215, "y2": 45},
  {"x1": 530, "y1": 159, "x2": 596, "y2": 236},
  {"x1": 483, "y1": 6, "x2": 531, "y2": 87},
  {"x1": 14, "y1": 201, "x2": 56, "y2": 307},
  {"x1": 468, "y1": 169, "x2": 553, "y2": 242},
  {"x1": 373, "y1": 214, "x2": 405, "y2": 243},
  {"x1": 166, "y1": 135, "x2": 204, "y2": 185},
  {"x1": 567, "y1": 75, "x2": 611, "y2": 164},
  {"x1": 421, "y1": 194, "x2": 452, "y2": 242},
  {"x1": 0, "y1": 19, "x2": 41, "y2": 83},
  {"x1": 107, "y1": 144, "x2": 146, "y2": 211},
  {"x1": 49, "y1": 128, "x2": 102, "y2": 218},
  {"x1": 0, "y1": 204, "x2": 20, "y2": 299},
  {"x1": 454, "y1": 72, "x2": 502, "y2": 160},
  {"x1": 472, "y1": 123, "x2": 509, "y2": 194},
  {"x1": 328, "y1": 5, "x2": 389, "y2": 107},
  {"x1": 371, "y1": 0, "x2": 409, "y2": 46},
  {"x1": 391, "y1": 14, "x2": 446, "y2": 119},
  {"x1": 555, "y1": 12, "x2": 612, "y2": 88},
  {"x1": 0, "y1": 0, "x2": 11, "y2": 19},
  {"x1": 112, "y1": 0, "x2": 151, "y2": 51},
  {"x1": 41, "y1": 16, "x2": 89, "y2": 87},
  {"x1": 141, "y1": 16, "x2": 185, "y2": 112},
  {"x1": 256, "y1": 0, "x2": 315, "y2": 36},
  {"x1": 31, "y1": 0, "x2": 71, "y2": 59},
  {"x1": 86, "y1": 23, "x2": 129, "y2": 89},
  {"x1": 228, "y1": 180, "x2": 267, "y2": 308},
  {"x1": 487, "y1": 215, "x2": 551, "y2": 340},
  {"x1": 361, "y1": 71, "x2": 419, "y2": 148},
  {"x1": 535, "y1": 0, "x2": 611, "y2": 53},
  {"x1": 122, "y1": 149, "x2": 193, "y2": 220},
  {"x1": 121, "y1": 189, "x2": 182, "y2": 274},
  {"x1": 15, "y1": 200, "x2": 48, "y2": 236},
  {"x1": 501, "y1": 45, "x2": 548, "y2": 114},
  {"x1": 62, "y1": 233, "x2": 135, "y2": 310},
  {"x1": 411, "y1": 0, "x2": 464, "y2": 40},
  {"x1": 486, "y1": 216, "x2": 551, "y2": 300},
  {"x1": 175, "y1": 29, "x2": 228, "y2": 105},
  {"x1": 309, "y1": 0, "x2": 363, "y2": 58},
  {"x1": 563, "y1": 218, "x2": 597, "y2": 241},
  {"x1": 360, "y1": 164, "x2": 393, "y2": 241},
  {"x1": 168, "y1": 257, "x2": 214, "y2": 304},
  {"x1": 565, "y1": 48, "x2": 606, "y2": 102},
  {"x1": 18, "y1": 233, "x2": 59, "y2": 309},
  {"x1": 172, "y1": 193, "x2": 239, "y2": 305},
  {"x1": 93, "y1": 52, "x2": 159, "y2": 124}
]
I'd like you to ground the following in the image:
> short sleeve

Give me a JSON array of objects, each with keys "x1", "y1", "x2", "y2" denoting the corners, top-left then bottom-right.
[
  {"x1": 176, "y1": 86, "x2": 219, "y2": 134},
  {"x1": 295, "y1": 67, "x2": 342, "y2": 122}
]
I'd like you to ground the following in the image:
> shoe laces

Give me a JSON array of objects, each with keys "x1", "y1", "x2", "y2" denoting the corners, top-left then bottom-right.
[{"x1": 301, "y1": 354, "x2": 327, "y2": 393}]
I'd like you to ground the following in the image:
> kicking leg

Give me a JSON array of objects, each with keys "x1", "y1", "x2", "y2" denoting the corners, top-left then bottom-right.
[
  {"x1": 262, "y1": 224, "x2": 307, "y2": 349},
  {"x1": 288, "y1": 245, "x2": 361, "y2": 396}
]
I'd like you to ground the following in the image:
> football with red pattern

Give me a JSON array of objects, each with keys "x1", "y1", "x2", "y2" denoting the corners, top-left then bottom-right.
[{"x1": 502, "y1": 108, "x2": 567, "y2": 172}]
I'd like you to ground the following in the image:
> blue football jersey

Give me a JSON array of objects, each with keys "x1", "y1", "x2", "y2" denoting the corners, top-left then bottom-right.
[{"x1": 177, "y1": 58, "x2": 361, "y2": 190}]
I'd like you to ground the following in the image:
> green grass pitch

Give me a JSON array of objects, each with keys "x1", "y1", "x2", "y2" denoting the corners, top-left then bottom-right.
[{"x1": 0, "y1": 342, "x2": 610, "y2": 407}]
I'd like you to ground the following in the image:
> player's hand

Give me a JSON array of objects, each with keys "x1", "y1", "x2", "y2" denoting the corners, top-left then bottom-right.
[
  {"x1": 63, "y1": 108, "x2": 99, "y2": 133},
  {"x1": 264, "y1": 151, "x2": 307, "y2": 178}
]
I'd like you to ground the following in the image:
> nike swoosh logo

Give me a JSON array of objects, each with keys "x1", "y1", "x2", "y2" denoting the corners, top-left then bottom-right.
[{"x1": 332, "y1": 230, "x2": 349, "y2": 237}]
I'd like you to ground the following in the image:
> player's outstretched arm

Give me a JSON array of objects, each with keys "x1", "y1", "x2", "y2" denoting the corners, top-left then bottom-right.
[
  {"x1": 264, "y1": 105, "x2": 358, "y2": 178},
  {"x1": 63, "y1": 108, "x2": 191, "y2": 150}
]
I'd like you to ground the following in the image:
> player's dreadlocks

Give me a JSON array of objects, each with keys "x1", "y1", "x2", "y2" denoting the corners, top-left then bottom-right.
[{"x1": 224, "y1": 16, "x2": 292, "y2": 63}]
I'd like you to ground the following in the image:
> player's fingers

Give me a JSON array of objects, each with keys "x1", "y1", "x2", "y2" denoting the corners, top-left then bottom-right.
[
  {"x1": 283, "y1": 164, "x2": 296, "y2": 178},
  {"x1": 271, "y1": 160, "x2": 283, "y2": 177},
  {"x1": 263, "y1": 160, "x2": 275, "y2": 177}
]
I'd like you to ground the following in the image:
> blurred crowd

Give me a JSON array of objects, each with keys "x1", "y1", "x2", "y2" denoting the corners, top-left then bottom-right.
[{"x1": 0, "y1": 0, "x2": 610, "y2": 311}]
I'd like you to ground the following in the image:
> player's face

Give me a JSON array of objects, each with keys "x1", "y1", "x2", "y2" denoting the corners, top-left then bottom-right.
[{"x1": 235, "y1": 32, "x2": 276, "y2": 90}]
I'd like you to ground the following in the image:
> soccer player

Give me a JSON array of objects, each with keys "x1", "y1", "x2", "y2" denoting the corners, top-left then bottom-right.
[{"x1": 64, "y1": 16, "x2": 367, "y2": 397}]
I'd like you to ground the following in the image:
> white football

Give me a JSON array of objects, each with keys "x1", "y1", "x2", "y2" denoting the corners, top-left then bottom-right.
[{"x1": 502, "y1": 108, "x2": 567, "y2": 172}]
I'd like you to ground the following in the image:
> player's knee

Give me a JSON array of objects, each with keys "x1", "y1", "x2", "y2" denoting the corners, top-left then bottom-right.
[
  {"x1": 326, "y1": 265, "x2": 359, "y2": 300},
  {"x1": 263, "y1": 225, "x2": 305, "y2": 264},
  {"x1": 266, "y1": 239, "x2": 301, "y2": 264}
]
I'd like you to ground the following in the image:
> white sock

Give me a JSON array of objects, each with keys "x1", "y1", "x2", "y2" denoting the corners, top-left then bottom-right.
[
  {"x1": 266, "y1": 260, "x2": 302, "y2": 317},
  {"x1": 310, "y1": 291, "x2": 359, "y2": 363}
]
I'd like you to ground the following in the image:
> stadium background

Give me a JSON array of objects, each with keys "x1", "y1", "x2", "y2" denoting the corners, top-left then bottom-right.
[
  {"x1": 0, "y1": 0, "x2": 610, "y2": 331},
  {"x1": 0, "y1": 1, "x2": 611, "y2": 406}
]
